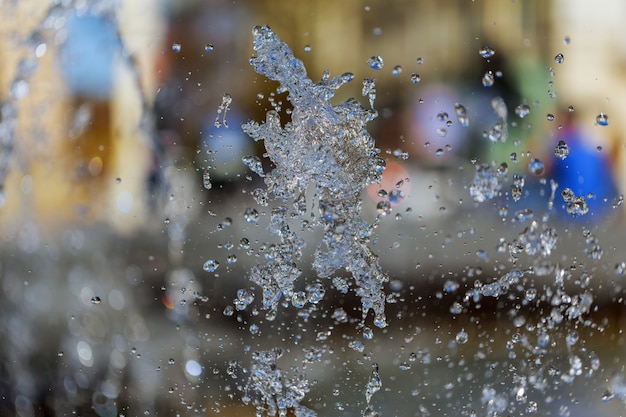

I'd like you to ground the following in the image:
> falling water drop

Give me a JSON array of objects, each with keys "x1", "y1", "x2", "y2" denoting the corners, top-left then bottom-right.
[
  {"x1": 596, "y1": 113, "x2": 609, "y2": 126},
  {"x1": 554, "y1": 140, "x2": 570, "y2": 159},
  {"x1": 454, "y1": 103, "x2": 469, "y2": 126},
  {"x1": 367, "y1": 56, "x2": 384, "y2": 70},
  {"x1": 482, "y1": 71, "x2": 495, "y2": 87},
  {"x1": 203, "y1": 260, "x2": 220, "y2": 273},
  {"x1": 528, "y1": 158, "x2": 544, "y2": 176},
  {"x1": 515, "y1": 104, "x2": 530, "y2": 118},
  {"x1": 479, "y1": 45, "x2": 496, "y2": 58}
]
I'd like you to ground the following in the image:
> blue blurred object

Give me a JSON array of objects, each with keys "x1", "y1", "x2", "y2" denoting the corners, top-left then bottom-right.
[
  {"x1": 550, "y1": 125, "x2": 618, "y2": 221},
  {"x1": 58, "y1": 13, "x2": 120, "y2": 99}
]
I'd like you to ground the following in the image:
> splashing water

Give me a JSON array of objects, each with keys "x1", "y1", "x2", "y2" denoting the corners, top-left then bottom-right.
[{"x1": 242, "y1": 25, "x2": 388, "y2": 327}]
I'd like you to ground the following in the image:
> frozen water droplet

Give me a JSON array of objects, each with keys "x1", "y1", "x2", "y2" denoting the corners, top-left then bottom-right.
[
  {"x1": 515, "y1": 104, "x2": 530, "y2": 118},
  {"x1": 205, "y1": 43, "x2": 214, "y2": 52},
  {"x1": 391, "y1": 65, "x2": 402, "y2": 76},
  {"x1": 554, "y1": 140, "x2": 569, "y2": 159},
  {"x1": 203, "y1": 259, "x2": 220, "y2": 273},
  {"x1": 410, "y1": 73, "x2": 421, "y2": 83},
  {"x1": 596, "y1": 113, "x2": 609, "y2": 126},
  {"x1": 243, "y1": 208, "x2": 259, "y2": 223},
  {"x1": 171, "y1": 42, "x2": 181, "y2": 53},
  {"x1": 482, "y1": 71, "x2": 495, "y2": 87},
  {"x1": 554, "y1": 53, "x2": 564, "y2": 64},
  {"x1": 455, "y1": 330, "x2": 468, "y2": 344},
  {"x1": 367, "y1": 55, "x2": 384, "y2": 70},
  {"x1": 454, "y1": 103, "x2": 469, "y2": 126},
  {"x1": 479, "y1": 45, "x2": 495, "y2": 58},
  {"x1": 303, "y1": 44, "x2": 311, "y2": 53},
  {"x1": 528, "y1": 158, "x2": 544, "y2": 176}
]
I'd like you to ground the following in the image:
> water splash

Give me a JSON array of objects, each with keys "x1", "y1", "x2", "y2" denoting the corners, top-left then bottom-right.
[{"x1": 242, "y1": 25, "x2": 388, "y2": 327}]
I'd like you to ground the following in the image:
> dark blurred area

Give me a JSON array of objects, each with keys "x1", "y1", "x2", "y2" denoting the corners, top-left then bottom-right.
[{"x1": 1, "y1": 1, "x2": 626, "y2": 416}]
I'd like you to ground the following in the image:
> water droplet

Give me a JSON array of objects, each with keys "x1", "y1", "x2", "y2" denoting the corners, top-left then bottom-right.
[
  {"x1": 528, "y1": 158, "x2": 544, "y2": 176},
  {"x1": 243, "y1": 208, "x2": 259, "y2": 223},
  {"x1": 203, "y1": 259, "x2": 220, "y2": 273},
  {"x1": 554, "y1": 140, "x2": 569, "y2": 159},
  {"x1": 455, "y1": 330, "x2": 468, "y2": 344},
  {"x1": 479, "y1": 45, "x2": 495, "y2": 58},
  {"x1": 391, "y1": 65, "x2": 402, "y2": 76},
  {"x1": 482, "y1": 71, "x2": 495, "y2": 87},
  {"x1": 242, "y1": 155, "x2": 264, "y2": 176},
  {"x1": 563, "y1": 36, "x2": 571, "y2": 45},
  {"x1": 416, "y1": 57, "x2": 424, "y2": 64},
  {"x1": 615, "y1": 261, "x2": 626, "y2": 276},
  {"x1": 205, "y1": 43, "x2": 214, "y2": 52},
  {"x1": 410, "y1": 73, "x2": 421, "y2": 83},
  {"x1": 303, "y1": 44, "x2": 311, "y2": 53},
  {"x1": 115, "y1": 177, "x2": 121, "y2": 184},
  {"x1": 454, "y1": 103, "x2": 469, "y2": 126},
  {"x1": 202, "y1": 169, "x2": 212, "y2": 190},
  {"x1": 596, "y1": 113, "x2": 609, "y2": 126},
  {"x1": 546, "y1": 113, "x2": 555, "y2": 121},
  {"x1": 168, "y1": 358, "x2": 175, "y2": 365},
  {"x1": 171, "y1": 42, "x2": 182, "y2": 53},
  {"x1": 367, "y1": 56, "x2": 384, "y2": 70},
  {"x1": 436, "y1": 111, "x2": 449, "y2": 122},
  {"x1": 554, "y1": 53, "x2": 564, "y2": 64},
  {"x1": 515, "y1": 104, "x2": 530, "y2": 118},
  {"x1": 91, "y1": 296, "x2": 101, "y2": 305}
]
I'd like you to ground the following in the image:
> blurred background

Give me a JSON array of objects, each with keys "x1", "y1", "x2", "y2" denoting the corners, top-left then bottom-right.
[{"x1": 1, "y1": 1, "x2": 626, "y2": 416}]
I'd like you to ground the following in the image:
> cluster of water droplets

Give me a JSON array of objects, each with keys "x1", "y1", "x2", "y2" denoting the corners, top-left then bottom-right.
[{"x1": 241, "y1": 25, "x2": 388, "y2": 328}]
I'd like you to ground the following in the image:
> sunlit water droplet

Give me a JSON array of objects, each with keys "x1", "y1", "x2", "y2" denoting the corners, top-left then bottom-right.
[{"x1": 367, "y1": 55, "x2": 384, "y2": 70}]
